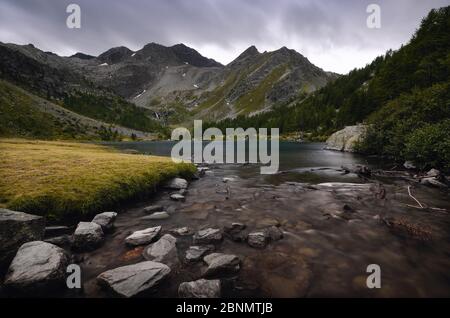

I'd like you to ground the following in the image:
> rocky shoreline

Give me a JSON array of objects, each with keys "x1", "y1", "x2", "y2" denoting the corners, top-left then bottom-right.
[{"x1": 1, "y1": 160, "x2": 449, "y2": 298}]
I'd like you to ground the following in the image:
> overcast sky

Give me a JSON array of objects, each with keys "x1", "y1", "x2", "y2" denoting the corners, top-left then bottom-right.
[{"x1": 0, "y1": 0, "x2": 448, "y2": 74}]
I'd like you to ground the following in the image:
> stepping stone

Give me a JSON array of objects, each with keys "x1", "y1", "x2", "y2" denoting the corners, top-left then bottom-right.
[
  {"x1": 97, "y1": 261, "x2": 170, "y2": 298},
  {"x1": 178, "y1": 279, "x2": 221, "y2": 298},
  {"x1": 73, "y1": 222, "x2": 104, "y2": 251},
  {"x1": 125, "y1": 226, "x2": 161, "y2": 246},
  {"x1": 143, "y1": 234, "x2": 179, "y2": 266},
  {"x1": 185, "y1": 245, "x2": 214, "y2": 263},
  {"x1": 247, "y1": 231, "x2": 268, "y2": 248},
  {"x1": 193, "y1": 228, "x2": 223, "y2": 244},
  {"x1": 203, "y1": 253, "x2": 240, "y2": 277}
]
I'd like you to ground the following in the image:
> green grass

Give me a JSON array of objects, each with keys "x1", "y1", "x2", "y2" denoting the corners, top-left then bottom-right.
[
  {"x1": 0, "y1": 80, "x2": 90, "y2": 140},
  {"x1": 62, "y1": 91, "x2": 169, "y2": 136},
  {"x1": 234, "y1": 64, "x2": 287, "y2": 114},
  {"x1": 0, "y1": 139, "x2": 196, "y2": 223}
]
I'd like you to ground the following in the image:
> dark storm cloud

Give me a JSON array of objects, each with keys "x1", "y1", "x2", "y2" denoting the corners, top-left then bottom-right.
[{"x1": 0, "y1": 0, "x2": 448, "y2": 73}]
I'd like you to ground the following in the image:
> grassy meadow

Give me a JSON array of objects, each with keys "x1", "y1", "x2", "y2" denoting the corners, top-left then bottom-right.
[{"x1": 0, "y1": 139, "x2": 195, "y2": 222}]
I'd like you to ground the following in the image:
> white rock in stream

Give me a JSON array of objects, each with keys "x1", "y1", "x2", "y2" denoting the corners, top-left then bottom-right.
[
  {"x1": 4, "y1": 241, "x2": 69, "y2": 292},
  {"x1": 92, "y1": 212, "x2": 117, "y2": 231},
  {"x1": 143, "y1": 211, "x2": 170, "y2": 220},
  {"x1": 203, "y1": 253, "x2": 240, "y2": 277},
  {"x1": 178, "y1": 279, "x2": 221, "y2": 298},
  {"x1": 97, "y1": 261, "x2": 171, "y2": 297},
  {"x1": 170, "y1": 193, "x2": 185, "y2": 201},
  {"x1": 125, "y1": 226, "x2": 161, "y2": 246},
  {"x1": 73, "y1": 222, "x2": 104, "y2": 250},
  {"x1": 165, "y1": 178, "x2": 188, "y2": 190},
  {"x1": 142, "y1": 234, "x2": 178, "y2": 266}
]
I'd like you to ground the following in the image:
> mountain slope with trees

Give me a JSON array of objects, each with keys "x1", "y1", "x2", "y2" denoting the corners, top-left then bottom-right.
[{"x1": 209, "y1": 6, "x2": 450, "y2": 172}]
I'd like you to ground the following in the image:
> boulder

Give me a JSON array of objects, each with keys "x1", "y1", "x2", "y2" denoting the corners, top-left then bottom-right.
[
  {"x1": 247, "y1": 231, "x2": 268, "y2": 248},
  {"x1": 142, "y1": 211, "x2": 170, "y2": 220},
  {"x1": 193, "y1": 228, "x2": 223, "y2": 244},
  {"x1": 92, "y1": 212, "x2": 117, "y2": 231},
  {"x1": 125, "y1": 226, "x2": 161, "y2": 246},
  {"x1": 165, "y1": 178, "x2": 188, "y2": 190},
  {"x1": 73, "y1": 222, "x2": 104, "y2": 251},
  {"x1": 97, "y1": 261, "x2": 171, "y2": 297},
  {"x1": 170, "y1": 193, "x2": 185, "y2": 201},
  {"x1": 203, "y1": 253, "x2": 240, "y2": 277},
  {"x1": 185, "y1": 245, "x2": 214, "y2": 263},
  {"x1": 178, "y1": 279, "x2": 221, "y2": 298},
  {"x1": 4, "y1": 241, "x2": 69, "y2": 293},
  {"x1": 142, "y1": 234, "x2": 178, "y2": 266},
  {"x1": 0, "y1": 209, "x2": 45, "y2": 271},
  {"x1": 325, "y1": 125, "x2": 367, "y2": 152},
  {"x1": 143, "y1": 205, "x2": 164, "y2": 214}
]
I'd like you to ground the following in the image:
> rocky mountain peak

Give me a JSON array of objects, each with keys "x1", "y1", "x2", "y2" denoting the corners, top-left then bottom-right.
[
  {"x1": 170, "y1": 43, "x2": 222, "y2": 68},
  {"x1": 70, "y1": 52, "x2": 95, "y2": 60},
  {"x1": 97, "y1": 46, "x2": 133, "y2": 64}
]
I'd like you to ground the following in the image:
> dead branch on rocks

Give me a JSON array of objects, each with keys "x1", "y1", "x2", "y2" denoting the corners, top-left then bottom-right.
[{"x1": 407, "y1": 186, "x2": 424, "y2": 209}]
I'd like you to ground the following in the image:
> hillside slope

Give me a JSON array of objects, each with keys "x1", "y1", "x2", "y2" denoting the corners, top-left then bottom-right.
[
  {"x1": 212, "y1": 6, "x2": 450, "y2": 171},
  {"x1": 0, "y1": 80, "x2": 157, "y2": 140}
]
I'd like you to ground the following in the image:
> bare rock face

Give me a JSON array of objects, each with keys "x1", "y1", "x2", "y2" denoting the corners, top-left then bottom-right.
[
  {"x1": 92, "y1": 212, "x2": 117, "y2": 231},
  {"x1": 73, "y1": 222, "x2": 104, "y2": 251},
  {"x1": 203, "y1": 253, "x2": 240, "y2": 277},
  {"x1": 142, "y1": 234, "x2": 179, "y2": 266},
  {"x1": 0, "y1": 209, "x2": 45, "y2": 271},
  {"x1": 4, "y1": 241, "x2": 69, "y2": 293},
  {"x1": 97, "y1": 261, "x2": 171, "y2": 298},
  {"x1": 326, "y1": 125, "x2": 367, "y2": 152},
  {"x1": 178, "y1": 279, "x2": 221, "y2": 298},
  {"x1": 125, "y1": 226, "x2": 161, "y2": 246}
]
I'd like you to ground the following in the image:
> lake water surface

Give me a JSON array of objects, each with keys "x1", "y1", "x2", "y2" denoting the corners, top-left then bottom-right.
[{"x1": 81, "y1": 141, "x2": 450, "y2": 297}]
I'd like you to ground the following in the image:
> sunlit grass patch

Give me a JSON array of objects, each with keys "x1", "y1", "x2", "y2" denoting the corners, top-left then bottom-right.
[{"x1": 0, "y1": 139, "x2": 195, "y2": 222}]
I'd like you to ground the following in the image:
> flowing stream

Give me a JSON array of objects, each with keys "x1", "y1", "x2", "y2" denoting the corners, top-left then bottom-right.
[{"x1": 78, "y1": 142, "x2": 450, "y2": 297}]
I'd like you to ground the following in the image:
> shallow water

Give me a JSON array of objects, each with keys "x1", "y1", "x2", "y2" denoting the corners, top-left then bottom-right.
[{"x1": 80, "y1": 142, "x2": 450, "y2": 297}]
